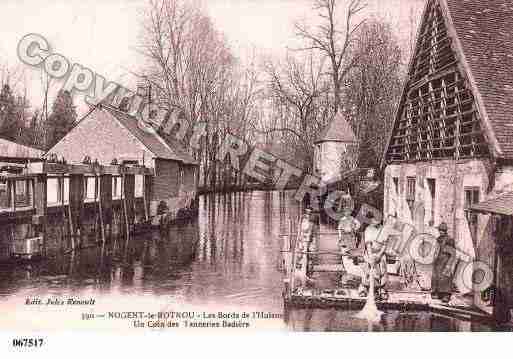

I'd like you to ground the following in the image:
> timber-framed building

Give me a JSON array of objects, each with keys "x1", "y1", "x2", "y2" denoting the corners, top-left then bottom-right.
[{"x1": 382, "y1": 0, "x2": 513, "y2": 316}]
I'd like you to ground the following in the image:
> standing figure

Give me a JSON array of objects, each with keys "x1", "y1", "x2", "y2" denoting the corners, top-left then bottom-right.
[
  {"x1": 337, "y1": 207, "x2": 361, "y2": 253},
  {"x1": 431, "y1": 222, "x2": 456, "y2": 303},
  {"x1": 294, "y1": 208, "x2": 319, "y2": 288},
  {"x1": 358, "y1": 215, "x2": 389, "y2": 300}
]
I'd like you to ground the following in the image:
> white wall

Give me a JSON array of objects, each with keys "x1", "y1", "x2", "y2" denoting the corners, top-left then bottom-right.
[
  {"x1": 315, "y1": 141, "x2": 349, "y2": 182},
  {"x1": 384, "y1": 159, "x2": 496, "y2": 298}
]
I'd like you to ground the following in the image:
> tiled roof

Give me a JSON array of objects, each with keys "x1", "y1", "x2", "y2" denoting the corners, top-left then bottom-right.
[
  {"x1": 471, "y1": 191, "x2": 513, "y2": 216},
  {"x1": 444, "y1": 0, "x2": 513, "y2": 158},
  {"x1": 314, "y1": 112, "x2": 357, "y2": 144},
  {"x1": 0, "y1": 137, "x2": 44, "y2": 159},
  {"x1": 162, "y1": 135, "x2": 198, "y2": 166},
  {"x1": 102, "y1": 105, "x2": 197, "y2": 165}
]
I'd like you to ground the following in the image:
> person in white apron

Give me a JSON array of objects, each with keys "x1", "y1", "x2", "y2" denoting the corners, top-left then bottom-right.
[{"x1": 358, "y1": 216, "x2": 389, "y2": 300}]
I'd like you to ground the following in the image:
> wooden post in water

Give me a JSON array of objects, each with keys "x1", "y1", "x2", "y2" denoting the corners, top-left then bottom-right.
[
  {"x1": 32, "y1": 173, "x2": 47, "y2": 256},
  {"x1": 60, "y1": 175, "x2": 66, "y2": 249},
  {"x1": 67, "y1": 203, "x2": 75, "y2": 251},
  {"x1": 99, "y1": 173, "x2": 112, "y2": 246},
  {"x1": 69, "y1": 174, "x2": 84, "y2": 251},
  {"x1": 124, "y1": 173, "x2": 135, "y2": 231},
  {"x1": 121, "y1": 170, "x2": 135, "y2": 233},
  {"x1": 121, "y1": 172, "x2": 129, "y2": 243},
  {"x1": 92, "y1": 171, "x2": 104, "y2": 246},
  {"x1": 121, "y1": 171, "x2": 134, "y2": 261},
  {"x1": 93, "y1": 173, "x2": 99, "y2": 240},
  {"x1": 142, "y1": 175, "x2": 151, "y2": 221}
]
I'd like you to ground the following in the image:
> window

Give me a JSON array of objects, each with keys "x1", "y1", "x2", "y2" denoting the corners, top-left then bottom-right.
[
  {"x1": 406, "y1": 177, "x2": 416, "y2": 212},
  {"x1": 464, "y1": 187, "x2": 480, "y2": 240},
  {"x1": 464, "y1": 187, "x2": 480, "y2": 209},
  {"x1": 389, "y1": 177, "x2": 399, "y2": 217},
  {"x1": 112, "y1": 176, "x2": 122, "y2": 199},
  {"x1": 314, "y1": 145, "x2": 318, "y2": 173},
  {"x1": 15, "y1": 180, "x2": 32, "y2": 207},
  {"x1": 392, "y1": 177, "x2": 399, "y2": 195},
  {"x1": 47, "y1": 177, "x2": 69, "y2": 205},
  {"x1": 47, "y1": 178, "x2": 60, "y2": 204},
  {"x1": 315, "y1": 144, "x2": 324, "y2": 174},
  {"x1": 406, "y1": 177, "x2": 416, "y2": 201},
  {"x1": 427, "y1": 178, "x2": 436, "y2": 222},
  {"x1": 135, "y1": 175, "x2": 144, "y2": 198},
  {"x1": 0, "y1": 180, "x2": 32, "y2": 209},
  {"x1": 84, "y1": 176, "x2": 98, "y2": 201},
  {"x1": 0, "y1": 179, "x2": 8, "y2": 209},
  {"x1": 178, "y1": 166, "x2": 184, "y2": 188},
  {"x1": 63, "y1": 177, "x2": 69, "y2": 203}
]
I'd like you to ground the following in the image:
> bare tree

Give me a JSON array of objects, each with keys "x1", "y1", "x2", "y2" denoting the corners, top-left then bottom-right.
[
  {"x1": 138, "y1": 0, "x2": 262, "y2": 191},
  {"x1": 294, "y1": 0, "x2": 366, "y2": 113},
  {"x1": 260, "y1": 52, "x2": 331, "y2": 171},
  {"x1": 139, "y1": 0, "x2": 233, "y2": 124}
]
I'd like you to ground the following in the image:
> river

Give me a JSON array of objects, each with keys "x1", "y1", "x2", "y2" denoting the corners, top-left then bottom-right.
[{"x1": 0, "y1": 191, "x2": 498, "y2": 331}]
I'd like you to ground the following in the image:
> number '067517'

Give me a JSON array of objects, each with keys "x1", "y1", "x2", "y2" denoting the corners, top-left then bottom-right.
[{"x1": 12, "y1": 338, "x2": 44, "y2": 348}]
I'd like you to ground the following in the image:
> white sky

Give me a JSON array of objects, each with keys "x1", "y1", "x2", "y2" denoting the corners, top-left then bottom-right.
[{"x1": 0, "y1": 0, "x2": 425, "y2": 117}]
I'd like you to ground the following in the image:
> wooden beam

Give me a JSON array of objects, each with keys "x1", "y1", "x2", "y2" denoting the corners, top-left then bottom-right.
[{"x1": 43, "y1": 162, "x2": 154, "y2": 176}]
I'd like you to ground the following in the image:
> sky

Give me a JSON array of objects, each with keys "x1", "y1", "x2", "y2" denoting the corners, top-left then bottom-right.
[{"x1": 0, "y1": 0, "x2": 425, "y2": 117}]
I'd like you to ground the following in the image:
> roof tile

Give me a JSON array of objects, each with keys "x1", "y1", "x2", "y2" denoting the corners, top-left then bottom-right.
[
  {"x1": 102, "y1": 105, "x2": 197, "y2": 165},
  {"x1": 315, "y1": 112, "x2": 357, "y2": 144},
  {"x1": 0, "y1": 137, "x2": 44, "y2": 159},
  {"x1": 445, "y1": 0, "x2": 513, "y2": 157}
]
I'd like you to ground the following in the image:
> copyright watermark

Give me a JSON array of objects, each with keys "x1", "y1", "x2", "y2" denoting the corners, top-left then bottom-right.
[{"x1": 17, "y1": 33, "x2": 494, "y2": 294}]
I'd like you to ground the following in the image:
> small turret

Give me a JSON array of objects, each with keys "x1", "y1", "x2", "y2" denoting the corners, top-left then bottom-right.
[{"x1": 314, "y1": 112, "x2": 357, "y2": 183}]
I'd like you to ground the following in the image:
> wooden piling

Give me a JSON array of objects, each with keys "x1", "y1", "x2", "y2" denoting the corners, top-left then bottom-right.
[
  {"x1": 60, "y1": 175, "x2": 66, "y2": 247},
  {"x1": 67, "y1": 204, "x2": 75, "y2": 251},
  {"x1": 90, "y1": 172, "x2": 105, "y2": 246},
  {"x1": 123, "y1": 173, "x2": 135, "y2": 230},
  {"x1": 93, "y1": 173, "x2": 99, "y2": 239},
  {"x1": 99, "y1": 173, "x2": 113, "y2": 245},
  {"x1": 69, "y1": 174, "x2": 85, "y2": 251},
  {"x1": 142, "y1": 175, "x2": 151, "y2": 221},
  {"x1": 32, "y1": 173, "x2": 47, "y2": 256},
  {"x1": 120, "y1": 172, "x2": 130, "y2": 243}
]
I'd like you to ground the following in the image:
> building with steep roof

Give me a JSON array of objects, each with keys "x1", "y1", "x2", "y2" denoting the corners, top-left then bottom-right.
[
  {"x1": 314, "y1": 112, "x2": 357, "y2": 184},
  {"x1": 47, "y1": 103, "x2": 198, "y2": 215},
  {"x1": 382, "y1": 0, "x2": 513, "y2": 317}
]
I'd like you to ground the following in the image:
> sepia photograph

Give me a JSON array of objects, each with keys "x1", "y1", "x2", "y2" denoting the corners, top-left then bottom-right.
[{"x1": 1, "y1": 0, "x2": 512, "y2": 345}]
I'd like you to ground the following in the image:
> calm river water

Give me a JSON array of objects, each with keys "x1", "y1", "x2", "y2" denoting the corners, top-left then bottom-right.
[{"x1": 0, "y1": 191, "x2": 497, "y2": 331}]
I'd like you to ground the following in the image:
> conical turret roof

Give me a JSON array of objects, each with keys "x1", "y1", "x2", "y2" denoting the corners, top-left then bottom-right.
[{"x1": 315, "y1": 112, "x2": 356, "y2": 144}]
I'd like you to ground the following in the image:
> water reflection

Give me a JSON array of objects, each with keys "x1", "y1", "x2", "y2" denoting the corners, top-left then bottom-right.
[
  {"x1": 0, "y1": 191, "x2": 499, "y2": 331},
  {"x1": 286, "y1": 308, "x2": 496, "y2": 332}
]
